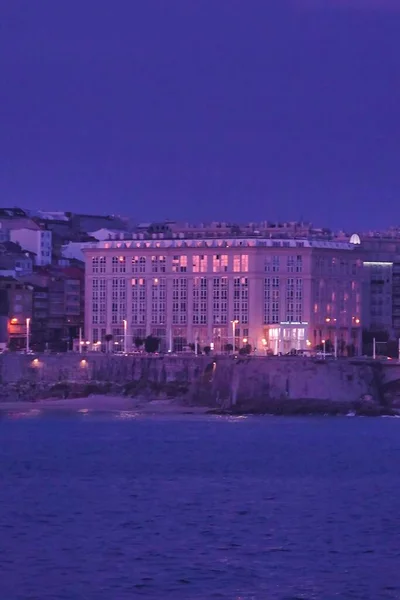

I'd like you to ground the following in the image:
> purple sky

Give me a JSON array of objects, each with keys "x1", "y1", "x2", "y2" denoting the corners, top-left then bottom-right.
[{"x1": 1, "y1": 0, "x2": 399, "y2": 230}]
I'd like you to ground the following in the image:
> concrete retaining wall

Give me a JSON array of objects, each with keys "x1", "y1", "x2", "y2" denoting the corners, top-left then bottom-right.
[{"x1": 0, "y1": 353, "x2": 392, "y2": 412}]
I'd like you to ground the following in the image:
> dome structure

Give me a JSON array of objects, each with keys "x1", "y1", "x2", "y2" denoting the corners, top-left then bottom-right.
[{"x1": 349, "y1": 233, "x2": 361, "y2": 245}]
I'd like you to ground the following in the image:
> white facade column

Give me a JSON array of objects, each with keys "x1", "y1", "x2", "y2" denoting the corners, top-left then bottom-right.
[
  {"x1": 207, "y1": 276, "x2": 213, "y2": 345},
  {"x1": 187, "y1": 277, "x2": 193, "y2": 344},
  {"x1": 106, "y1": 278, "x2": 112, "y2": 337},
  {"x1": 165, "y1": 277, "x2": 173, "y2": 351},
  {"x1": 248, "y1": 251, "x2": 263, "y2": 349},
  {"x1": 126, "y1": 275, "x2": 132, "y2": 351},
  {"x1": 145, "y1": 277, "x2": 152, "y2": 337}
]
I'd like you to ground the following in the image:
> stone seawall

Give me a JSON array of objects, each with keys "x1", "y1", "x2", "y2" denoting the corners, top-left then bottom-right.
[{"x1": 1, "y1": 353, "x2": 398, "y2": 414}]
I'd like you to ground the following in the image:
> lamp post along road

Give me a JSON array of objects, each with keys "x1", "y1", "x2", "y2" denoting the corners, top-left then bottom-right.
[
  {"x1": 231, "y1": 319, "x2": 238, "y2": 352},
  {"x1": 26, "y1": 317, "x2": 31, "y2": 354},
  {"x1": 123, "y1": 319, "x2": 127, "y2": 354}
]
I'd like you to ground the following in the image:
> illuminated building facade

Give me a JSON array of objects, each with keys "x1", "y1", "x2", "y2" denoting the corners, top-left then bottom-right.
[{"x1": 84, "y1": 238, "x2": 362, "y2": 354}]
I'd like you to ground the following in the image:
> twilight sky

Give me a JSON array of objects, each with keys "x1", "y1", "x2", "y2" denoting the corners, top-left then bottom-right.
[{"x1": 1, "y1": 0, "x2": 399, "y2": 230}]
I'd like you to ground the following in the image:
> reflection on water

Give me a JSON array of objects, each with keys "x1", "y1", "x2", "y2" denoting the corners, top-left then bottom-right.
[
  {"x1": 1, "y1": 414, "x2": 400, "y2": 599},
  {"x1": 4, "y1": 409, "x2": 43, "y2": 419}
]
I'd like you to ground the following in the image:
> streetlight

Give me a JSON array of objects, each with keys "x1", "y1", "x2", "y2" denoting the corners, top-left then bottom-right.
[
  {"x1": 322, "y1": 339, "x2": 326, "y2": 360},
  {"x1": 231, "y1": 319, "x2": 238, "y2": 352},
  {"x1": 26, "y1": 317, "x2": 31, "y2": 353},
  {"x1": 123, "y1": 319, "x2": 127, "y2": 353}
]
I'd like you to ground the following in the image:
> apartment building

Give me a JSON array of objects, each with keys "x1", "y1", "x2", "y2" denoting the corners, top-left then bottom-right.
[
  {"x1": 0, "y1": 277, "x2": 33, "y2": 349},
  {"x1": 355, "y1": 235, "x2": 400, "y2": 338},
  {"x1": 84, "y1": 237, "x2": 362, "y2": 354},
  {"x1": 10, "y1": 228, "x2": 52, "y2": 266}
]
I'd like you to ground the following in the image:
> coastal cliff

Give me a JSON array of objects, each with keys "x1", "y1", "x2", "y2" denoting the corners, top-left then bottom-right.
[{"x1": 1, "y1": 353, "x2": 399, "y2": 415}]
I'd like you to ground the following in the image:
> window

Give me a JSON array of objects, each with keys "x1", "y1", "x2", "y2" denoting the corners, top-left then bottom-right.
[
  {"x1": 132, "y1": 256, "x2": 146, "y2": 273},
  {"x1": 151, "y1": 255, "x2": 166, "y2": 273},
  {"x1": 213, "y1": 254, "x2": 228, "y2": 273},
  {"x1": 272, "y1": 256, "x2": 280, "y2": 272},
  {"x1": 193, "y1": 277, "x2": 207, "y2": 324},
  {"x1": 193, "y1": 255, "x2": 207, "y2": 273},
  {"x1": 92, "y1": 257, "x2": 99, "y2": 273},
  {"x1": 233, "y1": 254, "x2": 249, "y2": 273},
  {"x1": 172, "y1": 255, "x2": 187, "y2": 273},
  {"x1": 287, "y1": 256, "x2": 294, "y2": 273},
  {"x1": 233, "y1": 276, "x2": 249, "y2": 323},
  {"x1": 151, "y1": 277, "x2": 166, "y2": 325}
]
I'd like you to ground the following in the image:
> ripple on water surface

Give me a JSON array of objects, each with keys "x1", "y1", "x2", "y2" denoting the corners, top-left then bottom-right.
[{"x1": 1, "y1": 413, "x2": 400, "y2": 599}]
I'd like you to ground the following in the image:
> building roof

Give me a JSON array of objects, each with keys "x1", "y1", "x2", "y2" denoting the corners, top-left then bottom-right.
[
  {"x1": 0, "y1": 208, "x2": 28, "y2": 218},
  {"x1": 82, "y1": 237, "x2": 356, "y2": 252},
  {"x1": 0, "y1": 241, "x2": 35, "y2": 257}
]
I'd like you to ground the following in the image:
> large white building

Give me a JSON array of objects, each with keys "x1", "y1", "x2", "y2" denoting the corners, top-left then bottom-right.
[
  {"x1": 9, "y1": 228, "x2": 52, "y2": 266},
  {"x1": 83, "y1": 237, "x2": 363, "y2": 354}
]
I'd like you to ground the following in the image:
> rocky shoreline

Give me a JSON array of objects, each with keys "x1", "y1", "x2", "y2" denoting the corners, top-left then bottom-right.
[{"x1": 0, "y1": 390, "x2": 397, "y2": 418}]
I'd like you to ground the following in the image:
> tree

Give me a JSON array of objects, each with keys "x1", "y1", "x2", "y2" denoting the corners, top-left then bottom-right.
[
  {"x1": 224, "y1": 343, "x2": 233, "y2": 353},
  {"x1": 144, "y1": 335, "x2": 160, "y2": 353},
  {"x1": 134, "y1": 337, "x2": 143, "y2": 349},
  {"x1": 386, "y1": 340, "x2": 398, "y2": 358},
  {"x1": 203, "y1": 346, "x2": 211, "y2": 355},
  {"x1": 105, "y1": 333, "x2": 113, "y2": 353},
  {"x1": 315, "y1": 340, "x2": 334, "y2": 353},
  {"x1": 346, "y1": 343, "x2": 356, "y2": 357}
]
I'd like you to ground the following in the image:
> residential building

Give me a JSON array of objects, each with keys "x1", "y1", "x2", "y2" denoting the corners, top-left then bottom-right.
[
  {"x1": 0, "y1": 208, "x2": 39, "y2": 234},
  {"x1": 20, "y1": 264, "x2": 84, "y2": 350},
  {"x1": 349, "y1": 234, "x2": 400, "y2": 338},
  {"x1": 31, "y1": 285, "x2": 49, "y2": 349},
  {"x1": 9, "y1": 228, "x2": 52, "y2": 266},
  {"x1": 70, "y1": 213, "x2": 131, "y2": 235},
  {"x1": 83, "y1": 237, "x2": 362, "y2": 354},
  {"x1": 0, "y1": 242, "x2": 34, "y2": 277},
  {"x1": 0, "y1": 289, "x2": 9, "y2": 350},
  {"x1": 0, "y1": 277, "x2": 33, "y2": 349}
]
